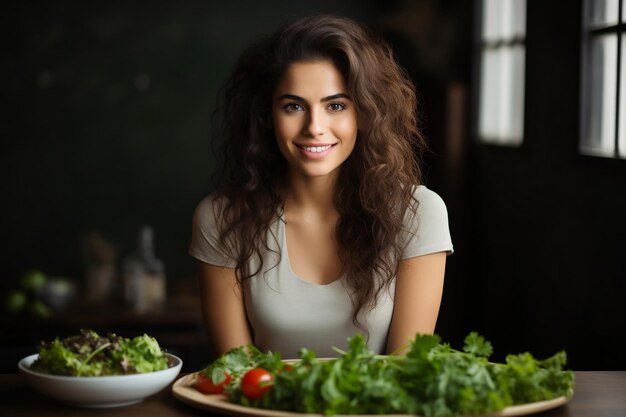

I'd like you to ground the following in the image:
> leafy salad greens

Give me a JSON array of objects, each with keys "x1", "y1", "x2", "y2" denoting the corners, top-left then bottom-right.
[
  {"x1": 200, "y1": 332, "x2": 574, "y2": 417},
  {"x1": 30, "y1": 329, "x2": 169, "y2": 376}
]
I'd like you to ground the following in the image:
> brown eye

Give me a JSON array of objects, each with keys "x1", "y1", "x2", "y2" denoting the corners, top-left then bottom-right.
[
  {"x1": 284, "y1": 103, "x2": 304, "y2": 112},
  {"x1": 328, "y1": 102, "x2": 346, "y2": 112}
]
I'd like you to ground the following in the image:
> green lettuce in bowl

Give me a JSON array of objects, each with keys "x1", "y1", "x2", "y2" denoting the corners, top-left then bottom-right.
[{"x1": 30, "y1": 329, "x2": 169, "y2": 376}]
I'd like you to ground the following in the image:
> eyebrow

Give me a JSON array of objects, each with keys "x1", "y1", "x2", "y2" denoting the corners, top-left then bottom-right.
[{"x1": 276, "y1": 93, "x2": 352, "y2": 103}]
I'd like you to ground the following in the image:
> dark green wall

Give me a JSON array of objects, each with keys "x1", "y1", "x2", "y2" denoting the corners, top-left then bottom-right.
[{"x1": 2, "y1": 1, "x2": 382, "y2": 286}]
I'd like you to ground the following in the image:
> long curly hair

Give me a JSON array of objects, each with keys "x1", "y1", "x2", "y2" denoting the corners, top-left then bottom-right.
[{"x1": 212, "y1": 15, "x2": 426, "y2": 329}]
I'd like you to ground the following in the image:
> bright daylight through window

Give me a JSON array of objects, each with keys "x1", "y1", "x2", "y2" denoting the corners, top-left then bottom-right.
[
  {"x1": 477, "y1": 0, "x2": 527, "y2": 145},
  {"x1": 581, "y1": 0, "x2": 626, "y2": 158}
]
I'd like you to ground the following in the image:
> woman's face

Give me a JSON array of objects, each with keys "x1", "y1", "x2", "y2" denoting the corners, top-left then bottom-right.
[{"x1": 272, "y1": 59, "x2": 357, "y2": 180}]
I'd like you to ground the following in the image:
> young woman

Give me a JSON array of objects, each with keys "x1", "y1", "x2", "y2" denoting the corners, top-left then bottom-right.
[{"x1": 189, "y1": 15, "x2": 453, "y2": 359}]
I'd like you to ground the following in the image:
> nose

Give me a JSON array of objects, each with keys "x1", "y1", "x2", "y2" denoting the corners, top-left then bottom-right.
[{"x1": 302, "y1": 108, "x2": 325, "y2": 137}]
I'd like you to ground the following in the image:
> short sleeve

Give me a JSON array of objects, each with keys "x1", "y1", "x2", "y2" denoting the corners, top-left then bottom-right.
[
  {"x1": 401, "y1": 186, "x2": 454, "y2": 259},
  {"x1": 188, "y1": 194, "x2": 237, "y2": 267}
]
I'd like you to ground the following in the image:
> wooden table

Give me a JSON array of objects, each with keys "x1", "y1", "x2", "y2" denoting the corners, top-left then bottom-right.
[{"x1": 1, "y1": 371, "x2": 624, "y2": 417}]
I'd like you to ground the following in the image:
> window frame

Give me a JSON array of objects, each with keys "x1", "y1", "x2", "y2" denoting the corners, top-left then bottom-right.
[
  {"x1": 580, "y1": 0, "x2": 626, "y2": 159},
  {"x1": 474, "y1": 0, "x2": 528, "y2": 147}
]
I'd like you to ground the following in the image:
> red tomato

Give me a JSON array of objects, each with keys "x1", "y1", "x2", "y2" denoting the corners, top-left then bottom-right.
[
  {"x1": 195, "y1": 371, "x2": 231, "y2": 394},
  {"x1": 240, "y1": 368, "x2": 274, "y2": 399}
]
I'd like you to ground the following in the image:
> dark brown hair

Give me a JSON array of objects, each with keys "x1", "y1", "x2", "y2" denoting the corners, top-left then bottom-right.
[{"x1": 212, "y1": 15, "x2": 426, "y2": 329}]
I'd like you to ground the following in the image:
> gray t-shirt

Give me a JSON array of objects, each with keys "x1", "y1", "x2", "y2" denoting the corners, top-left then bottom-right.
[{"x1": 189, "y1": 185, "x2": 453, "y2": 358}]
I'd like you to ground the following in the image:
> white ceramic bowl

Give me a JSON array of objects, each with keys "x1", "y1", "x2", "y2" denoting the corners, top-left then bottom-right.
[{"x1": 18, "y1": 353, "x2": 182, "y2": 408}]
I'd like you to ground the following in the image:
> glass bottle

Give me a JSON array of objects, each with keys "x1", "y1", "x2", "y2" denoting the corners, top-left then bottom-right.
[{"x1": 123, "y1": 226, "x2": 166, "y2": 311}]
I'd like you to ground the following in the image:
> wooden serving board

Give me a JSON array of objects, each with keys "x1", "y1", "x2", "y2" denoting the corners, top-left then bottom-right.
[{"x1": 172, "y1": 373, "x2": 570, "y2": 417}]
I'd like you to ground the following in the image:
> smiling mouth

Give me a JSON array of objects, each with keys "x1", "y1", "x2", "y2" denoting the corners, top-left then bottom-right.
[{"x1": 296, "y1": 144, "x2": 336, "y2": 153}]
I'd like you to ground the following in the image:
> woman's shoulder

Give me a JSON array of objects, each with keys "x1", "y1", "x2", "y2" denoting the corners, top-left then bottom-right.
[
  {"x1": 401, "y1": 185, "x2": 453, "y2": 257},
  {"x1": 192, "y1": 192, "x2": 228, "y2": 227},
  {"x1": 405, "y1": 185, "x2": 451, "y2": 238},
  {"x1": 412, "y1": 185, "x2": 448, "y2": 213}
]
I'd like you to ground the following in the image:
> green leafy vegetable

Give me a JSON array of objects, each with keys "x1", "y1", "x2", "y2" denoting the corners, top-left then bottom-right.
[
  {"x1": 30, "y1": 329, "x2": 169, "y2": 376},
  {"x1": 201, "y1": 331, "x2": 574, "y2": 417}
]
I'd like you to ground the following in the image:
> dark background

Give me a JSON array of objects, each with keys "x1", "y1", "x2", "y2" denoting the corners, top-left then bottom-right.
[{"x1": 2, "y1": 0, "x2": 625, "y2": 372}]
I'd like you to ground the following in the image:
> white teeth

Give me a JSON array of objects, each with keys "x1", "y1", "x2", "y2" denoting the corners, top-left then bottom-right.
[{"x1": 302, "y1": 145, "x2": 332, "y2": 153}]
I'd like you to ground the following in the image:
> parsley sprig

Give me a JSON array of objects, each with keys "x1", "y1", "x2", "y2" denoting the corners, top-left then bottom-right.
[{"x1": 204, "y1": 332, "x2": 574, "y2": 417}]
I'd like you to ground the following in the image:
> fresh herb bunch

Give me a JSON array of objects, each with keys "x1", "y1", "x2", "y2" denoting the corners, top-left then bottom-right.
[
  {"x1": 202, "y1": 332, "x2": 574, "y2": 417},
  {"x1": 30, "y1": 329, "x2": 169, "y2": 376}
]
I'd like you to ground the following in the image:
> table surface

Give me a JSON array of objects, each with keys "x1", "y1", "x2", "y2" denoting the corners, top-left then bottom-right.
[{"x1": 1, "y1": 371, "x2": 624, "y2": 417}]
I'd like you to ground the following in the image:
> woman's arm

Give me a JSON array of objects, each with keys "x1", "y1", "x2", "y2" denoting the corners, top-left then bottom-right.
[
  {"x1": 197, "y1": 260, "x2": 253, "y2": 356},
  {"x1": 386, "y1": 251, "x2": 447, "y2": 354}
]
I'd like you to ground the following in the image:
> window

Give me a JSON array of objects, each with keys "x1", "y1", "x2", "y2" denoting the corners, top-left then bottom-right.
[
  {"x1": 581, "y1": 0, "x2": 626, "y2": 158},
  {"x1": 477, "y1": 0, "x2": 527, "y2": 145}
]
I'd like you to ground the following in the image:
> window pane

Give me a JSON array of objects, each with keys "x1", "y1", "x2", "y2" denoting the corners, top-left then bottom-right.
[
  {"x1": 482, "y1": 0, "x2": 526, "y2": 41},
  {"x1": 583, "y1": 34, "x2": 617, "y2": 156},
  {"x1": 479, "y1": 48, "x2": 499, "y2": 139},
  {"x1": 478, "y1": 46, "x2": 525, "y2": 144},
  {"x1": 617, "y1": 34, "x2": 626, "y2": 158},
  {"x1": 482, "y1": 0, "x2": 502, "y2": 41},
  {"x1": 509, "y1": 0, "x2": 527, "y2": 38},
  {"x1": 589, "y1": 0, "x2": 619, "y2": 26}
]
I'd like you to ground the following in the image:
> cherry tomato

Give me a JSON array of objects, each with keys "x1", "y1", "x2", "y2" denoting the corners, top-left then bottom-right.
[
  {"x1": 196, "y1": 370, "x2": 231, "y2": 394},
  {"x1": 240, "y1": 368, "x2": 274, "y2": 399}
]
